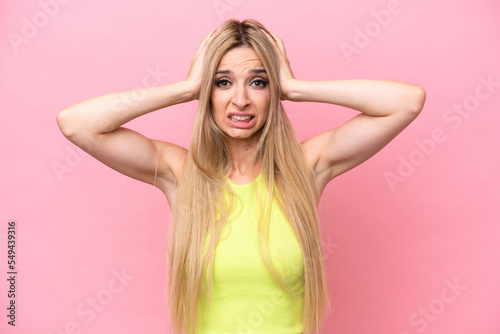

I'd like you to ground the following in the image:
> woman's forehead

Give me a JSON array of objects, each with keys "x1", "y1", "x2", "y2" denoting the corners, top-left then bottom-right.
[{"x1": 216, "y1": 46, "x2": 264, "y2": 73}]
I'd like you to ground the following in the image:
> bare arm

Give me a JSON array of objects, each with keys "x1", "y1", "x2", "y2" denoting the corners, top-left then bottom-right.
[
  {"x1": 56, "y1": 29, "x2": 218, "y2": 193},
  {"x1": 56, "y1": 81, "x2": 194, "y2": 188},
  {"x1": 295, "y1": 79, "x2": 425, "y2": 182},
  {"x1": 263, "y1": 31, "x2": 426, "y2": 194}
]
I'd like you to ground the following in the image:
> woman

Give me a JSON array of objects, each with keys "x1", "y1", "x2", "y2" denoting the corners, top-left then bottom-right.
[{"x1": 57, "y1": 19, "x2": 425, "y2": 334}]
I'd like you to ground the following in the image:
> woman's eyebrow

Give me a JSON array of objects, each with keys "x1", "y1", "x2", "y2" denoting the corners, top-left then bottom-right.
[
  {"x1": 250, "y1": 69, "x2": 267, "y2": 74},
  {"x1": 214, "y1": 69, "x2": 267, "y2": 75}
]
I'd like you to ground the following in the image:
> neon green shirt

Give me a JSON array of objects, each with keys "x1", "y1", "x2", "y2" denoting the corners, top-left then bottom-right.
[{"x1": 198, "y1": 173, "x2": 305, "y2": 334}]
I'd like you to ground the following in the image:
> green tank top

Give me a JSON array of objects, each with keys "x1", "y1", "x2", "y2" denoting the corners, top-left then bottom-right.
[{"x1": 197, "y1": 172, "x2": 305, "y2": 333}]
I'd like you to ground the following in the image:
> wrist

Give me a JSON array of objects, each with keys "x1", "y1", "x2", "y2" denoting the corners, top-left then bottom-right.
[
  {"x1": 282, "y1": 79, "x2": 302, "y2": 102},
  {"x1": 179, "y1": 80, "x2": 199, "y2": 102}
]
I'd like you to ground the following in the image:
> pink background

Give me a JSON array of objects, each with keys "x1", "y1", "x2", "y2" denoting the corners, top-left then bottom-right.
[{"x1": 1, "y1": 0, "x2": 499, "y2": 333}]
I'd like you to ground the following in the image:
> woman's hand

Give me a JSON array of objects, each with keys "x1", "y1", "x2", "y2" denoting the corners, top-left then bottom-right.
[
  {"x1": 185, "y1": 28, "x2": 219, "y2": 100},
  {"x1": 262, "y1": 30, "x2": 297, "y2": 100}
]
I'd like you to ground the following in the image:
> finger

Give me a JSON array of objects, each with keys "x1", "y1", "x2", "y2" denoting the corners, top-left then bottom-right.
[
  {"x1": 261, "y1": 29, "x2": 286, "y2": 55},
  {"x1": 259, "y1": 28, "x2": 274, "y2": 44},
  {"x1": 265, "y1": 30, "x2": 282, "y2": 46},
  {"x1": 269, "y1": 32, "x2": 287, "y2": 54},
  {"x1": 197, "y1": 26, "x2": 221, "y2": 55},
  {"x1": 197, "y1": 32, "x2": 214, "y2": 53}
]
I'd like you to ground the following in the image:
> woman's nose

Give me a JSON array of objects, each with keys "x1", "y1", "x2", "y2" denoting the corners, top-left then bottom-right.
[{"x1": 231, "y1": 85, "x2": 250, "y2": 109}]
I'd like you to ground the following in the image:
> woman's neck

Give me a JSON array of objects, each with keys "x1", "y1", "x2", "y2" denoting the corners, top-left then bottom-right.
[{"x1": 226, "y1": 137, "x2": 262, "y2": 181}]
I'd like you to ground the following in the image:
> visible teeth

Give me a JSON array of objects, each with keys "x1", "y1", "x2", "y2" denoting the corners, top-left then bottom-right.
[{"x1": 231, "y1": 115, "x2": 251, "y2": 121}]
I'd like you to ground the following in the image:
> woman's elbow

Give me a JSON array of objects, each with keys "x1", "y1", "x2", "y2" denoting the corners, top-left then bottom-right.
[
  {"x1": 56, "y1": 108, "x2": 77, "y2": 139},
  {"x1": 409, "y1": 86, "x2": 426, "y2": 115}
]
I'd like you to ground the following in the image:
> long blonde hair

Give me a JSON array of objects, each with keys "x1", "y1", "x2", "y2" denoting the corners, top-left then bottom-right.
[{"x1": 167, "y1": 19, "x2": 328, "y2": 334}]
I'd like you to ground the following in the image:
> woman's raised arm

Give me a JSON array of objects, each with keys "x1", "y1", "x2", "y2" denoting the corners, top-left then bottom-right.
[
  {"x1": 56, "y1": 81, "x2": 195, "y2": 190},
  {"x1": 56, "y1": 29, "x2": 217, "y2": 193},
  {"x1": 294, "y1": 79, "x2": 425, "y2": 183},
  {"x1": 263, "y1": 30, "x2": 426, "y2": 194}
]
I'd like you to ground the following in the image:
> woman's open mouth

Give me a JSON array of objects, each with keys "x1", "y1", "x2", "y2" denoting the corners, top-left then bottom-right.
[
  {"x1": 230, "y1": 115, "x2": 253, "y2": 123},
  {"x1": 227, "y1": 114, "x2": 256, "y2": 128}
]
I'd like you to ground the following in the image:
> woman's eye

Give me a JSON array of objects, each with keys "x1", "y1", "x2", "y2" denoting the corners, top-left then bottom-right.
[
  {"x1": 252, "y1": 79, "x2": 269, "y2": 88},
  {"x1": 215, "y1": 79, "x2": 230, "y2": 87}
]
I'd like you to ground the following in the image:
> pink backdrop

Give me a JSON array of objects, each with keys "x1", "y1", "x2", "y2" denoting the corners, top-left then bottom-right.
[{"x1": 1, "y1": 0, "x2": 499, "y2": 333}]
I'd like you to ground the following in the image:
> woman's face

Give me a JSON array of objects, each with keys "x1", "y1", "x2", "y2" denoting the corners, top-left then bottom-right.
[{"x1": 211, "y1": 46, "x2": 271, "y2": 142}]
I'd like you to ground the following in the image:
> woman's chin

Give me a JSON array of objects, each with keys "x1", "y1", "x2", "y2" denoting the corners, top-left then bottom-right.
[{"x1": 224, "y1": 129, "x2": 260, "y2": 142}]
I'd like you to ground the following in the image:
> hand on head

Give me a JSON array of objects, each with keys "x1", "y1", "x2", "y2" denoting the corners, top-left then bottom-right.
[
  {"x1": 260, "y1": 29, "x2": 297, "y2": 100},
  {"x1": 186, "y1": 26, "x2": 221, "y2": 100}
]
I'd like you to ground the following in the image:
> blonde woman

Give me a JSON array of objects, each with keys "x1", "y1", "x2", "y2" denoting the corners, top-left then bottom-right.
[{"x1": 57, "y1": 19, "x2": 425, "y2": 334}]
